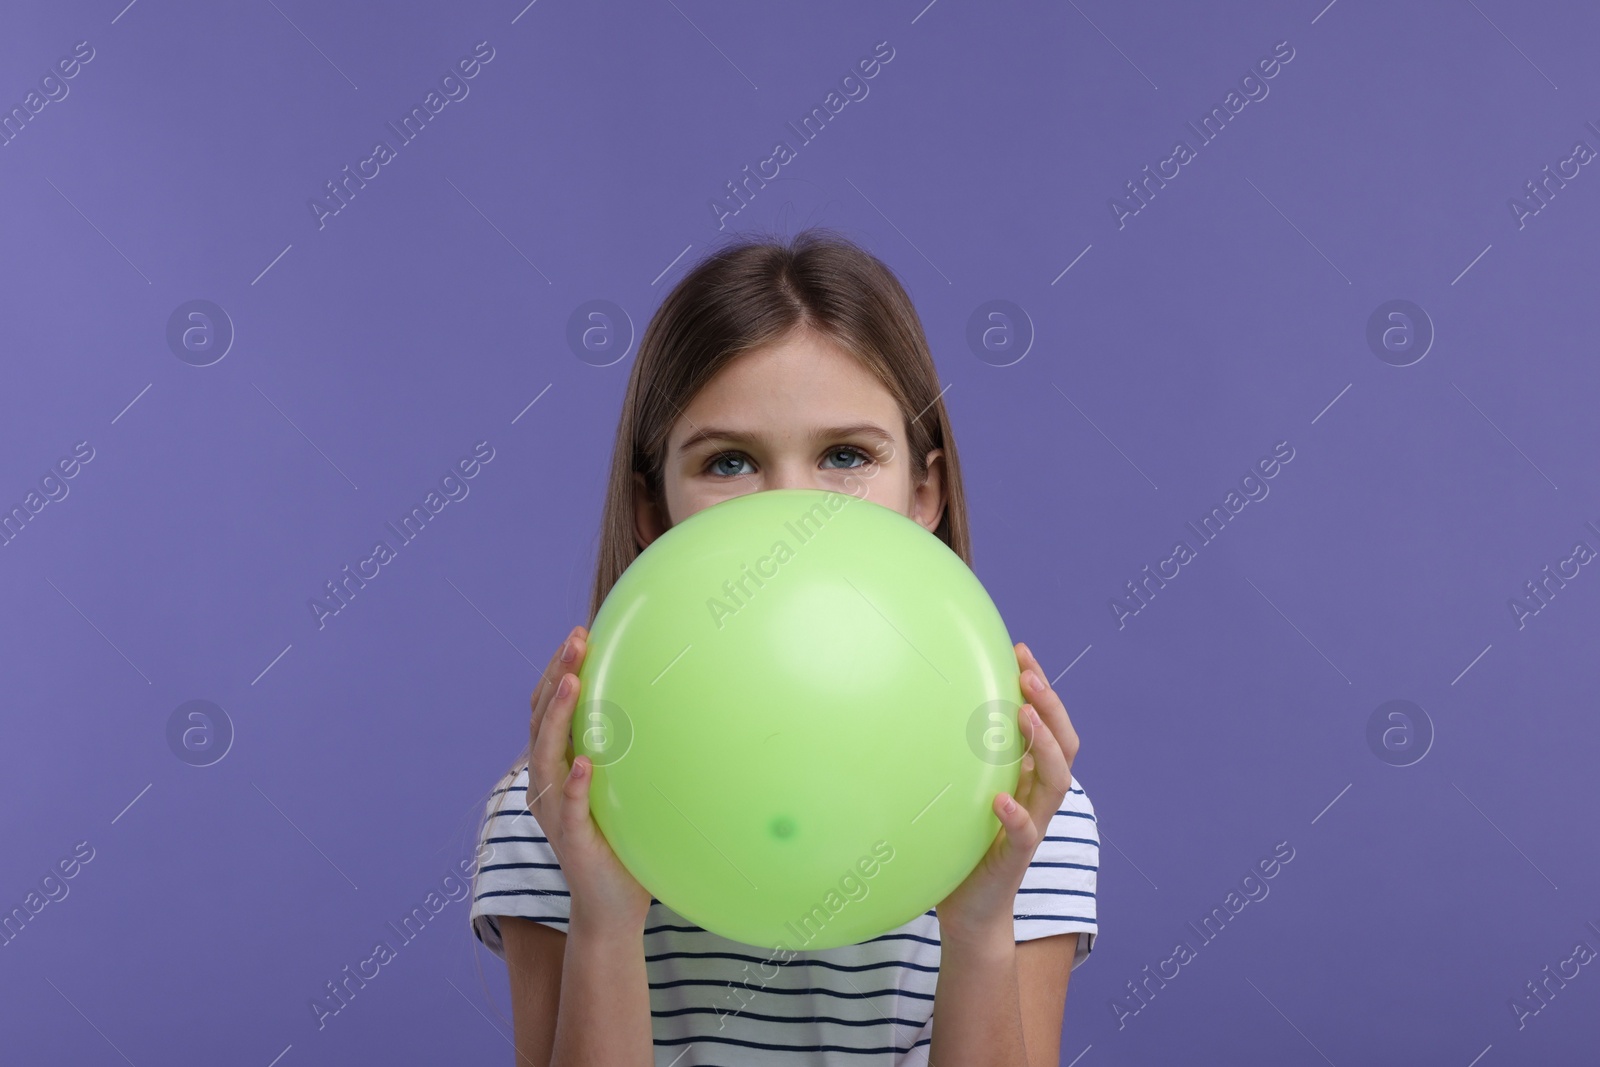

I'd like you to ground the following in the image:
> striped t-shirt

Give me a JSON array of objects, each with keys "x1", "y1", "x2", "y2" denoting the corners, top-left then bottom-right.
[{"x1": 470, "y1": 763, "x2": 1100, "y2": 1066}]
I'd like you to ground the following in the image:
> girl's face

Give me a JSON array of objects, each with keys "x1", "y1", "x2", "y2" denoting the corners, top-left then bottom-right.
[{"x1": 633, "y1": 327, "x2": 946, "y2": 549}]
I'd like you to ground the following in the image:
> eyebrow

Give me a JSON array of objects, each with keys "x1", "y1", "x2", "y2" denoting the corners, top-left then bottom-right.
[{"x1": 675, "y1": 423, "x2": 896, "y2": 455}]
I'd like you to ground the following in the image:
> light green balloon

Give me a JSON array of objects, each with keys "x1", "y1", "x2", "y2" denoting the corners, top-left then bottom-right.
[{"x1": 573, "y1": 488, "x2": 1024, "y2": 950}]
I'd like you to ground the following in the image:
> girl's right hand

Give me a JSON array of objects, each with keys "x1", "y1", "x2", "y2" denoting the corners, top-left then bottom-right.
[{"x1": 528, "y1": 625, "x2": 654, "y2": 930}]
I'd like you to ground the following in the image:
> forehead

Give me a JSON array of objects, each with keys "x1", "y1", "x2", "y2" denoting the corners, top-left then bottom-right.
[{"x1": 671, "y1": 331, "x2": 903, "y2": 446}]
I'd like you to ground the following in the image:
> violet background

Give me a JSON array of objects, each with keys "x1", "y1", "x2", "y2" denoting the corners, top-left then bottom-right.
[{"x1": 2, "y1": 1, "x2": 1598, "y2": 1064}]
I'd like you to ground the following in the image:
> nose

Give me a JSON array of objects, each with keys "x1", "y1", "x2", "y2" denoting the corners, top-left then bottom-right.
[{"x1": 764, "y1": 462, "x2": 818, "y2": 493}]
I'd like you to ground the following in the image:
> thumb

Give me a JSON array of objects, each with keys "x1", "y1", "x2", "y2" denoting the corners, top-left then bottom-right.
[
  {"x1": 562, "y1": 755, "x2": 595, "y2": 839},
  {"x1": 991, "y1": 790, "x2": 1040, "y2": 871}
]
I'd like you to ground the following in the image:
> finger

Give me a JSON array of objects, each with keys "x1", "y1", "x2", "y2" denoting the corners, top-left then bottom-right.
[
  {"x1": 536, "y1": 625, "x2": 583, "y2": 699},
  {"x1": 991, "y1": 788, "x2": 1042, "y2": 869},
  {"x1": 1013, "y1": 702, "x2": 1039, "y2": 807},
  {"x1": 532, "y1": 670, "x2": 581, "y2": 806},
  {"x1": 1016, "y1": 704, "x2": 1071, "y2": 830},
  {"x1": 530, "y1": 626, "x2": 579, "y2": 747},
  {"x1": 562, "y1": 754, "x2": 596, "y2": 843},
  {"x1": 1017, "y1": 644, "x2": 1080, "y2": 769},
  {"x1": 531, "y1": 629, "x2": 586, "y2": 763}
]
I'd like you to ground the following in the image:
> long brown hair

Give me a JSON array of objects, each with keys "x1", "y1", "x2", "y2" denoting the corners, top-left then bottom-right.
[{"x1": 476, "y1": 225, "x2": 973, "y2": 823}]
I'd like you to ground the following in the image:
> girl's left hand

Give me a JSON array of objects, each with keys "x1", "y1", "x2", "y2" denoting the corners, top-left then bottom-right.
[{"x1": 935, "y1": 641, "x2": 1080, "y2": 942}]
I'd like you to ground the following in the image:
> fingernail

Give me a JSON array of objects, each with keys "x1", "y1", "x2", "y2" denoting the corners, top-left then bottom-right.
[
  {"x1": 560, "y1": 639, "x2": 576, "y2": 664},
  {"x1": 556, "y1": 674, "x2": 571, "y2": 698},
  {"x1": 1002, "y1": 794, "x2": 1017, "y2": 813},
  {"x1": 1022, "y1": 669, "x2": 1041, "y2": 692}
]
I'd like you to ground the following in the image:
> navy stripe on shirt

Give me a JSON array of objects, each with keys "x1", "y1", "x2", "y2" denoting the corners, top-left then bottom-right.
[{"x1": 468, "y1": 763, "x2": 1099, "y2": 1063}]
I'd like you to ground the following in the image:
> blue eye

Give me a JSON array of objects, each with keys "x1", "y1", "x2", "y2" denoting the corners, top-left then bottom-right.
[
  {"x1": 704, "y1": 446, "x2": 874, "y2": 478},
  {"x1": 707, "y1": 452, "x2": 753, "y2": 477},
  {"x1": 823, "y1": 446, "x2": 872, "y2": 470}
]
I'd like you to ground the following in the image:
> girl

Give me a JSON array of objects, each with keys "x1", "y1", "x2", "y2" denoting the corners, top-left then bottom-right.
[{"x1": 469, "y1": 229, "x2": 1099, "y2": 1066}]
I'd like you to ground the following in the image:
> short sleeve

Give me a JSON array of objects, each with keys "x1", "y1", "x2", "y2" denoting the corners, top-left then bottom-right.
[
  {"x1": 1013, "y1": 773, "x2": 1099, "y2": 970},
  {"x1": 469, "y1": 764, "x2": 572, "y2": 961}
]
